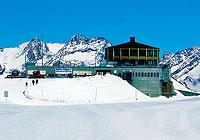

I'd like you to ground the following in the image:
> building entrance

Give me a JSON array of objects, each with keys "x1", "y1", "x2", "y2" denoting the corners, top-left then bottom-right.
[{"x1": 122, "y1": 72, "x2": 132, "y2": 84}]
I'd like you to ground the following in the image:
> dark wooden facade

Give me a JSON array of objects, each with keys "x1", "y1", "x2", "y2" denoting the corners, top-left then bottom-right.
[{"x1": 105, "y1": 37, "x2": 160, "y2": 66}]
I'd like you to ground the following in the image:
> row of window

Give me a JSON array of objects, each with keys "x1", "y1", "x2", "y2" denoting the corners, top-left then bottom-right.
[
  {"x1": 107, "y1": 49, "x2": 158, "y2": 57},
  {"x1": 133, "y1": 72, "x2": 159, "y2": 78}
]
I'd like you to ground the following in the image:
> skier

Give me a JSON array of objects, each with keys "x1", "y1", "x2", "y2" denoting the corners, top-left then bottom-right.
[
  {"x1": 25, "y1": 82, "x2": 28, "y2": 87},
  {"x1": 36, "y1": 79, "x2": 38, "y2": 84},
  {"x1": 32, "y1": 80, "x2": 35, "y2": 85}
]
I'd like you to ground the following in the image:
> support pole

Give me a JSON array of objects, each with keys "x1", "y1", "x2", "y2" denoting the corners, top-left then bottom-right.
[{"x1": 95, "y1": 87, "x2": 97, "y2": 102}]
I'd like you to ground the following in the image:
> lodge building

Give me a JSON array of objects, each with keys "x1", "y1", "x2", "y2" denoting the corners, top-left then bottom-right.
[{"x1": 105, "y1": 37, "x2": 160, "y2": 66}]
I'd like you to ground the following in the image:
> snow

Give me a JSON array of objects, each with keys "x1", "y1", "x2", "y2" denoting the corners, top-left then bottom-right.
[
  {"x1": 0, "y1": 74, "x2": 200, "y2": 140},
  {"x1": 171, "y1": 78, "x2": 191, "y2": 92},
  {"x1": 0, "y1": 47, "x2": 24, "y2": 72},
  {"x1": 0, "y1": 74, "x2": 198, "y2": 105},
  {"x1": 0, "y1": 97, "x2": 200, "y2": 140},
  {"x1": 26, "y1": 74, "x2": 152, "y2": 104},
  {"x1": 161, "y1": 46, "x2": 200, "y2": 92},
  {"x1": 0, "y1": 74, "x2": 151, "y2": 105},
  {"x1": 62, "y1": 51, "x2": 98, "y2": 66},
  {"x1": 47, "y1": 43, "x2": 65, "y2": 54}
]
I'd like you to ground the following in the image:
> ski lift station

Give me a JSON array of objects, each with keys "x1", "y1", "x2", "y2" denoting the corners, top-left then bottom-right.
[{"x1": 26, "y1": 37, "x2": 175, "y2": 97}]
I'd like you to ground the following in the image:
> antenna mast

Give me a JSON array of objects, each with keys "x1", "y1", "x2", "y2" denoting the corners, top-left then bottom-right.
[{"x1": 42, "y1": 36, "x2": 44, "y2": 66}]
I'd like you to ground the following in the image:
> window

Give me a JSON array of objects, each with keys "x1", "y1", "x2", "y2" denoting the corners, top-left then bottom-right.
[
  {"x1": 121, "y1": 49, "x2": 129, "y2": 56},
  {"x1": 151, "y1": 73, "x2": 153, "y2": 77},
  {"x1": 130, "y1": 49, "x2": 138, "y2": 56},
  {"x1": 139, "y1": 50, "x2": 146, "y2": 56},
  {"x1": 114, "y1": 48, "x2": 120, "y2": 56},
  {"x1": 157, "y1": 72, "x2": 159, "y2": 78},
  {"x1": 108, "y1": 49, "x2": 113, "y2": 57},
  {"x1": 132, "y1": 72, "x2": 134, "y2": 77},
  {"x1": 138, "y1": 72, "x2": 140, "y2": 77},
  {"x1": 154, "y1": 73, "x2": 156, "y2": 77},
  {"x1": 144, "y1": 72, "x2": 147, "y2": 77},
  {"x1": 141, "y1": 72, "x2": 144, "y2": 77},
  {"x1": 147, "y1": 72, "x2": 150, "y2": 77},
  {"x1": 154, "y1": 50, "x2": 158, "y2": 57},
  {"x1": 105, "y1": 50, "x2": 108, "y2": 59},
  {"x1": 147, "y1": 50, "x2": 153, "y2": 57}
]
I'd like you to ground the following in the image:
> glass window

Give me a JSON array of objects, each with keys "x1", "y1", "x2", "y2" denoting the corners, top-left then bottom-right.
[
  {"x1": 147, "y1": 50, "x2": 153, "y2": 57},
  {"x1": 130, "y1": 50, "x2": 138, "y2": 56},
  {"x1": 151, "y1": 73, "x2": 153, "y2": 77},
  {"x1": 144, "y1": 72, "x2": 147, "y2": 77},
  {"x1": 135, "y1": 72, "x2": 137, "y2": 77},
  {"x1": 139, "y1": 50, "x2": 146, "y2": 56},
  {"x1": 105, "y1": 49, "x2": 108, "y2": 59},
  {"x1": 154, "y1": 73, "x2": 156, "y2": 77},
  {"x1": 154, "y1": 50, "x2": 158, "y2": 57},
  {"x1": 114, "y1": 48, "x2": 120, "y2": 56},
  {"x1": 157, "y1": 72, "x2": 159, "y2": 77},
  {"x1": 121, "y1": 49, "x2": 129, "y2": 56},
  {"x1": 108, "y1": 49, "x2": 113, "y2": 58},
  {"x1": 138, "y1": 72, "x2": 140, "y2": 77},
  {"x1": 147, "y1": 72, "x2": 150, "y2": 77},
  {"x1": 141, "y1": 72, "x2": 144, "y2": 77}
]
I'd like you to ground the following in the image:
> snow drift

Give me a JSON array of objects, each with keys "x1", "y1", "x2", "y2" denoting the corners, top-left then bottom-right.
[{"x1": 25, "y1": 74, "x2": 150, "y2": 104}]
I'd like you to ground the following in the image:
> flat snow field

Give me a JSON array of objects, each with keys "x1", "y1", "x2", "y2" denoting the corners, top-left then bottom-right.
[
  {"x1": 0, "y1": 99, "x2": 200, "y2": 140},
  {"x1": 0, "y1": 75, "x2": 200, "y2": 140}
]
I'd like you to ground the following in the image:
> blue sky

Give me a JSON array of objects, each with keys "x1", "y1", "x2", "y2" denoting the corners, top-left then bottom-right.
[{"x1": 0, "y1": 0, "x2": 200, "y2": 54}]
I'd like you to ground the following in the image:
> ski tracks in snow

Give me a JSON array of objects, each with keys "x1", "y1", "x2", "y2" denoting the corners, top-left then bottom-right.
[{"x1": 149, "y1": 101, "x2": 200, "y2": 140}]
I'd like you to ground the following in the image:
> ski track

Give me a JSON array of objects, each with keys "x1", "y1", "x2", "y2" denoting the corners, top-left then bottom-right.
[{"x1": 148, "y1": 101, "x2": 200, "y2": 140}]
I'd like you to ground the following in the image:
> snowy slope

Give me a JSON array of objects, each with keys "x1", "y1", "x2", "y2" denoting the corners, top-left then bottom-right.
[
  {"x1": 0, "y1": 96, "x2": 200, "y2": 140},
  {"x1": 171, "y1": 78, "x2": 191, "y2": 92},
  {"x1": 0, "y1": 47, "x2": 25, "y2": 73},
  {"x1": 161, "y1": 46, "x2": 200, "y2": 92},
  {"x1": 0, "y1": 73, "x2": 195, "y2": 106},
  {"x1": 47, "y1": 43, "x2": 65, "y2": 54},
  {"x1": 0, "y1": 74, "x2": 151, "y2": 105},
  {"x1": 25, "y1": 74, "x2": 151, "y2": 104}
]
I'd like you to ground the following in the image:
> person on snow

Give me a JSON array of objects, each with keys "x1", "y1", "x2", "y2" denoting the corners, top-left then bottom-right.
[
  {"x1": 36, "y1": 79, "x2": 38, "y2": 84},
  {"x1": 32, "y1": 80, "x2": 35, "y2": 85}
]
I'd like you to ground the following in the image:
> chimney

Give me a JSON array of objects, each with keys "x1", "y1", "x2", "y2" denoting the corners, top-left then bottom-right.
[{"x1": 130, "y1": 37, "x2": 135, "y2": 44}]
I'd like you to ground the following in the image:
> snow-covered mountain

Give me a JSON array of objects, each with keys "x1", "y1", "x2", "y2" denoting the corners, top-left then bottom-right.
[
  {"x1": 0, "y1": 35, "x2": 111, "y2": 74},
  {"x1": 16, "y1": 38, "x2": 53, "y2": 64},
  {"x1": 47, "y1": 35, "x2": 111, "y2": 66},
  {"x1": 160, "y1": 46, "x2": 200, "y2": 92},
  {"x1": 0, "y1": 39, "x2": 54, "y2": 74}
]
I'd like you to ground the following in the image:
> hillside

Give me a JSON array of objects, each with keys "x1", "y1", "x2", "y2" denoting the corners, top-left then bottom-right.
[{"x1": 160, "y1": 46, "x2": 200, "y2": 92}]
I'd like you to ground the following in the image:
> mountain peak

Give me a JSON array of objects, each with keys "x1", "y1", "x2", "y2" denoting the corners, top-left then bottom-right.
[
  {"x1": 46, "y1": 35, "x2": 111, "y2": 67},
  {"x1": 30, "y1": 38, "x2": 41, "y2": 43},
  {"x1": 68, "y1": 35, "x2": 89, "y2": 46}
]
